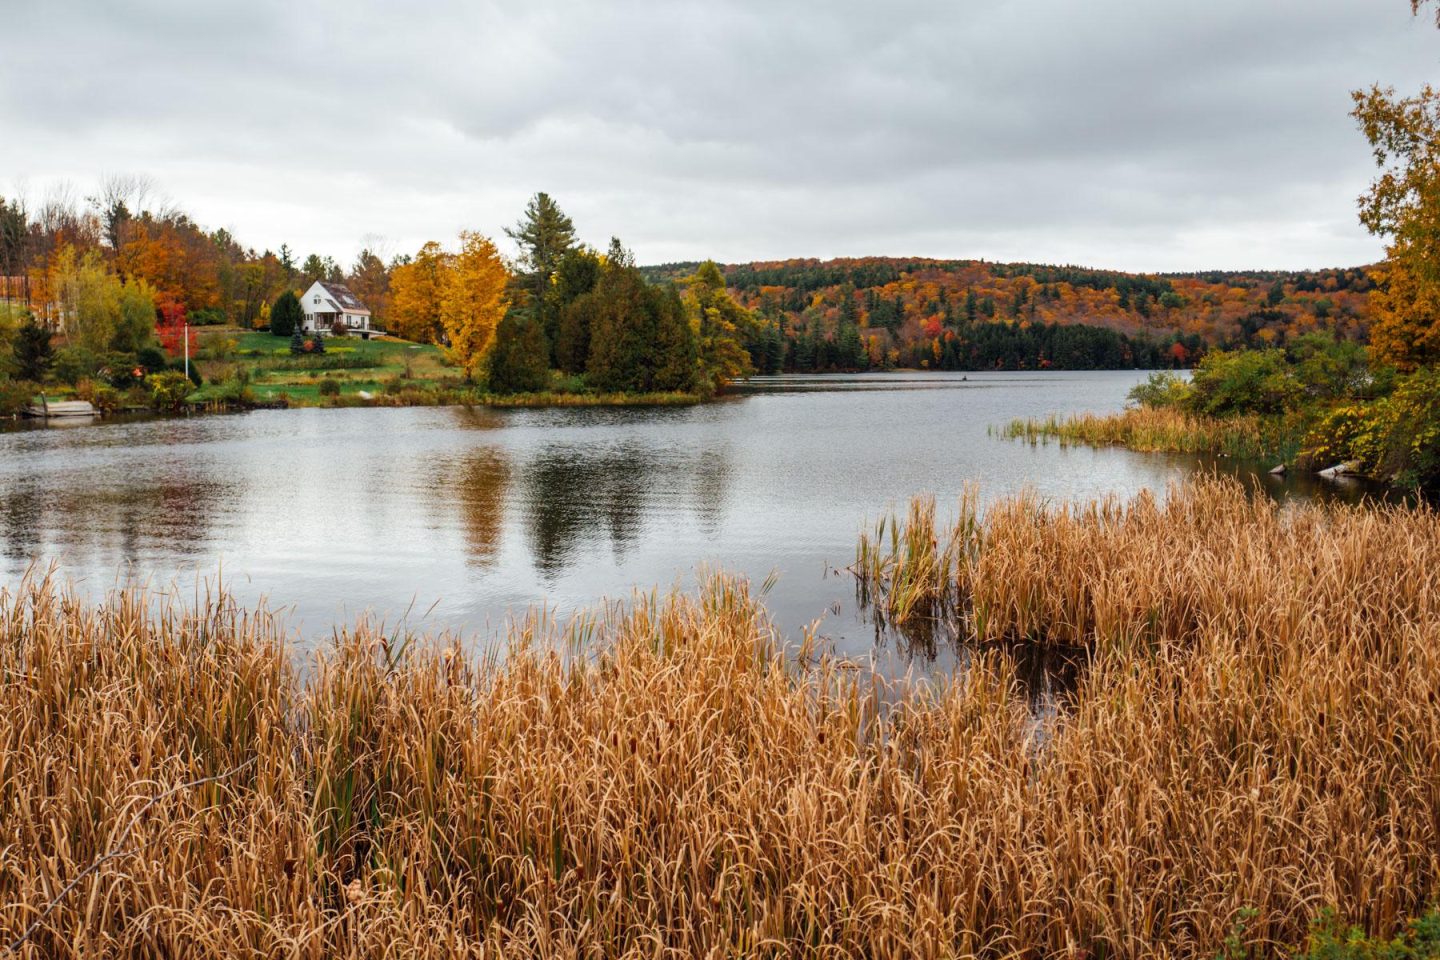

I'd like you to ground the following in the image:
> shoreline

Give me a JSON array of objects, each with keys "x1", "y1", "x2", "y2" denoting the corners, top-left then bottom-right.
[
  {"x1": 8, "y1": 367, "x2": 1171, "y2": 427},
  {"x1": 4, "y1": 387, "x2": 709, "y2": 425}
]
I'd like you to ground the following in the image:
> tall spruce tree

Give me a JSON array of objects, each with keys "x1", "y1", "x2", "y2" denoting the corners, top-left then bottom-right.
[
  {"x1": 583, "y1": 241, "x2": 698, "y2": 394},
  {"x1": 505, "y1": 193, "x2": 577, "y2": 359},
  {"x1": 652, "y1": 286, "x2": 698, "y2": 393}
]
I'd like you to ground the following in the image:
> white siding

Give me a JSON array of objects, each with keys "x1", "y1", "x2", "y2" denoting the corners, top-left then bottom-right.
[
  {"x1": 298, "y1": 281, "x2": 372, "y2": 334},
  {"x1": 299, "y1": 281, "x2": 330, "y2": 333}
]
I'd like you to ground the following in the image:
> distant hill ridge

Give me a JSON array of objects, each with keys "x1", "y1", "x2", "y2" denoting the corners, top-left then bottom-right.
[{"x1": 640, "y1": 257, "x2": 1373, "y2": 354}]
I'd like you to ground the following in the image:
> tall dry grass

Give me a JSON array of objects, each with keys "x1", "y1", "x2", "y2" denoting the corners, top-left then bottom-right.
[
  {"x1": 1000, "y1": 406, "x2": 1302, "y2": 463},
  {"x1": 3, "y1": 477, "x2": 1440, "y2": 957}
]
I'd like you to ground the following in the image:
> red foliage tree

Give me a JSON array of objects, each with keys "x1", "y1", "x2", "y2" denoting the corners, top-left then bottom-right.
[{"x1": 155, "y1": 296, "x2": 197, "y2": 357}]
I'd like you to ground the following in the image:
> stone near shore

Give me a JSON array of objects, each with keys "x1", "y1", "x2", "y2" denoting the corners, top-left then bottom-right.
[{"x1": 1318, "y1": 461, "x2": 1363, "y2": 479}]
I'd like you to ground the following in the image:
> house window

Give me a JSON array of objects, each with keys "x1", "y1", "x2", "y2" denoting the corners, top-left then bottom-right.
[{"x1": 314, "y1": 296, "x2": 320, "y2": 303}]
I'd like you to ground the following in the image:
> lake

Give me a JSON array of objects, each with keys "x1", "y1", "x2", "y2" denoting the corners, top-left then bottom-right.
[{"x1": 0, "y1": 371, "x2": 1365, "y2": 674}]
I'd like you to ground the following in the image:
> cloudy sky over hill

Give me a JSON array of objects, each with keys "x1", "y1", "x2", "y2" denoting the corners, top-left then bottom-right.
[{"x1": 1, "y1": 0, "x2": 1435, "y2": 271}]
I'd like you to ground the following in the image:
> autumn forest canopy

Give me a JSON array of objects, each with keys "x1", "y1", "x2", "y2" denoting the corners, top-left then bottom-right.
[
  {"x1": 643, "y1": 257, "x2": 1373, "y2": 373},
  {"x1": 0, "y1": 175, "x2": 1386, "y2": 417}
]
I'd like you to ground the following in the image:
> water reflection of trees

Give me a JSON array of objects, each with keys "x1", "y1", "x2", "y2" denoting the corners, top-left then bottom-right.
[
  {"x1": 691, "y1": 448, "x2": 733, "y2": 538},
  {"x1": 521, "y1": 441, "x2": 733, "y2": 577},
  {"x1": 454, "y1": 449, "x2": 509, "y2": 568},
  {"x1": 0, "y1": 475, "x2": 225, "y2": 567}
]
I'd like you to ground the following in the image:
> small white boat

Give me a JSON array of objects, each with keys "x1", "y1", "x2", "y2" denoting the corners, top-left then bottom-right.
[{"x1": 23, "y1": 399, "x2": 98, "y2": 419}]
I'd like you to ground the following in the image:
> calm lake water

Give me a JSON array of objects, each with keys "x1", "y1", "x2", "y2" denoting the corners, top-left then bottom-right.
[{"x1": 0, "y1": 371, "x2": 1373, "y2": 674}]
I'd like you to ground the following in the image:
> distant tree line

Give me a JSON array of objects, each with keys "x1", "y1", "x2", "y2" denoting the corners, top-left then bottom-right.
[
  {"x1": 773, "y1": 316, "x2": 1199, "y2": 374},
  {"x1": 640, "y1": 256, "x2": 1375, "y2": 374}
]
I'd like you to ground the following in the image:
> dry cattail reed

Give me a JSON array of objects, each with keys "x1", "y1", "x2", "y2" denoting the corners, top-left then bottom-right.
[
  {"x1": 999, "y1": 406, "x2": 1300, "y2": 462},
  {"x1": 3, "y1": 477, "x2": 1439, "y2": 957}
]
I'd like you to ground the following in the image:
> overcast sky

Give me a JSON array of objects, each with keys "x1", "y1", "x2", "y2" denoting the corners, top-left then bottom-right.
[{"x1": 1, "y1": 0, "x2": 1435, "y2": 272}]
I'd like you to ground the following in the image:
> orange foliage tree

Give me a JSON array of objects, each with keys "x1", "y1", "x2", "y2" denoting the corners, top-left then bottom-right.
[
  {"x1": 389, "y1": 242, "x2": 454, "y2": 344},
  {"x1": 116, "y1": 216, "x2": 221, "y2": 314}
]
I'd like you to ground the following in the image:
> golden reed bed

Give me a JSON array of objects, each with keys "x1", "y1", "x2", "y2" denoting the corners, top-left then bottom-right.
[
  {"x1": 3, "y1": 478, "x2": 1440, "y2": 958},
  {"x1": 999, "y1": 406, "x2": 1300, "y2": 462}
]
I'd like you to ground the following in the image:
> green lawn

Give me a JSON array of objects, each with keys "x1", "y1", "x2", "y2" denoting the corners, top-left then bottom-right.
[
  {"x1": 185, "y1": 327, "x2": 704, "y2": 409},
  {"x1": 192, "y1": 329, "x2": 457, "y2": 404}
]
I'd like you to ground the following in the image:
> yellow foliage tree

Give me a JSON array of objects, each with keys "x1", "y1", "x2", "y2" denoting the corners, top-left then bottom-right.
[
  {"x1": 441, "y1": 231, "x2": 509, "y2": 381},
  {"x1": 1352, "y1": 3, "x2": 1440, "y2": 369},
  {"x1": 389, "y1": 241, "x2": 453, "y2": 344},
  {"x1": 52, "y1": 245, "x2": 157, "y2": 353},
  {"x1": 1368, "y1": 255, "x2": 1440, "y2": 370}
]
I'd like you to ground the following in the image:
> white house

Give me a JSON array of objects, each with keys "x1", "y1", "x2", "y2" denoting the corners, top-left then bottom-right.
[{"x1": 299, "y1": 281, "x2": 378, "y2": 339}]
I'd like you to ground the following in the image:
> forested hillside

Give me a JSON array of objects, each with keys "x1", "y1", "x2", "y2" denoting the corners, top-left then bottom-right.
[
  {"x1": 642, "y1": 258, "x2": 1374, "y2": 373},
  {"x1": 0, "y1": 187, "x2": 759, "y2": 409},
  {"x1": 0, "y1": 175, "x2": 1377, "y2": 387}
]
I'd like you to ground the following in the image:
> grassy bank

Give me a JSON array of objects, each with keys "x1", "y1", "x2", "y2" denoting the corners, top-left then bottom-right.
[
  {"x1": 187, "y1": 331, "x2": 702, "y2": 410},
  {"x1": 999, "y1": 341, "x2": 1440, "y2": 488},
  {"x1": 4, "y1": 478, "x2": 1440, "y2": 956},
  {"x1": 192, "y1": 331, "x2": 449, "y2": 405},
  {"x1": 998, "y1": 406, "x2": 1304, "y2": 464}
]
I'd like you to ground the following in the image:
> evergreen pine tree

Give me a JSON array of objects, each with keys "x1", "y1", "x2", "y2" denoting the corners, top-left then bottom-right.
[
  {"x1": 837, "y1": 322, "x2": 865, "y2": 370},
  {"x1": 270, "y1": 290, "x2": 303, "y2": 337},
  {"x1": 585, "y1": 261, "x2": 651, "y2": 392},
  {"x1": 489, "y1": 310, "x2": 550, "y2": 394},
  {"x1": 556, "y1": 294, "x2": 598, "y2": 375},
  {"x1": 652, "y1": 286, "x2": 698, "y2": 393},
  {"x1": 505, "y1": 193, "x2": 578, "y2": 356},
  {"x1": 13, "y1": 319, "x2": 53, "y2": 382},
  {"x1": 550, "y1": 247, "x2": 603, "y2": 371}
]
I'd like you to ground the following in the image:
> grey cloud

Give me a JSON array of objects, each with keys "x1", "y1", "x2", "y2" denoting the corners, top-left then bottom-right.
[{"x1": 0, "y1": 0, "x2": 1434, "y2": 271}]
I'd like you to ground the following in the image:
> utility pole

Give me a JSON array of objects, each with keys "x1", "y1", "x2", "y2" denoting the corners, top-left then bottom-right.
[{"x1": 184, "y1": 322, "x2": 190, "y2": 381}]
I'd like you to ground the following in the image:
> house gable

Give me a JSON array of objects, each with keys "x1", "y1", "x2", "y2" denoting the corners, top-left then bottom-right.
[{"x1": 298, "y1": 280, "x2": 376, "y2": 334}]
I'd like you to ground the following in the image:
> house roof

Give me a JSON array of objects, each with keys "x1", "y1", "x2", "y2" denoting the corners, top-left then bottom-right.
[{"x1": 316, "y1": 281, "x2": 370, "y2": 313}]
